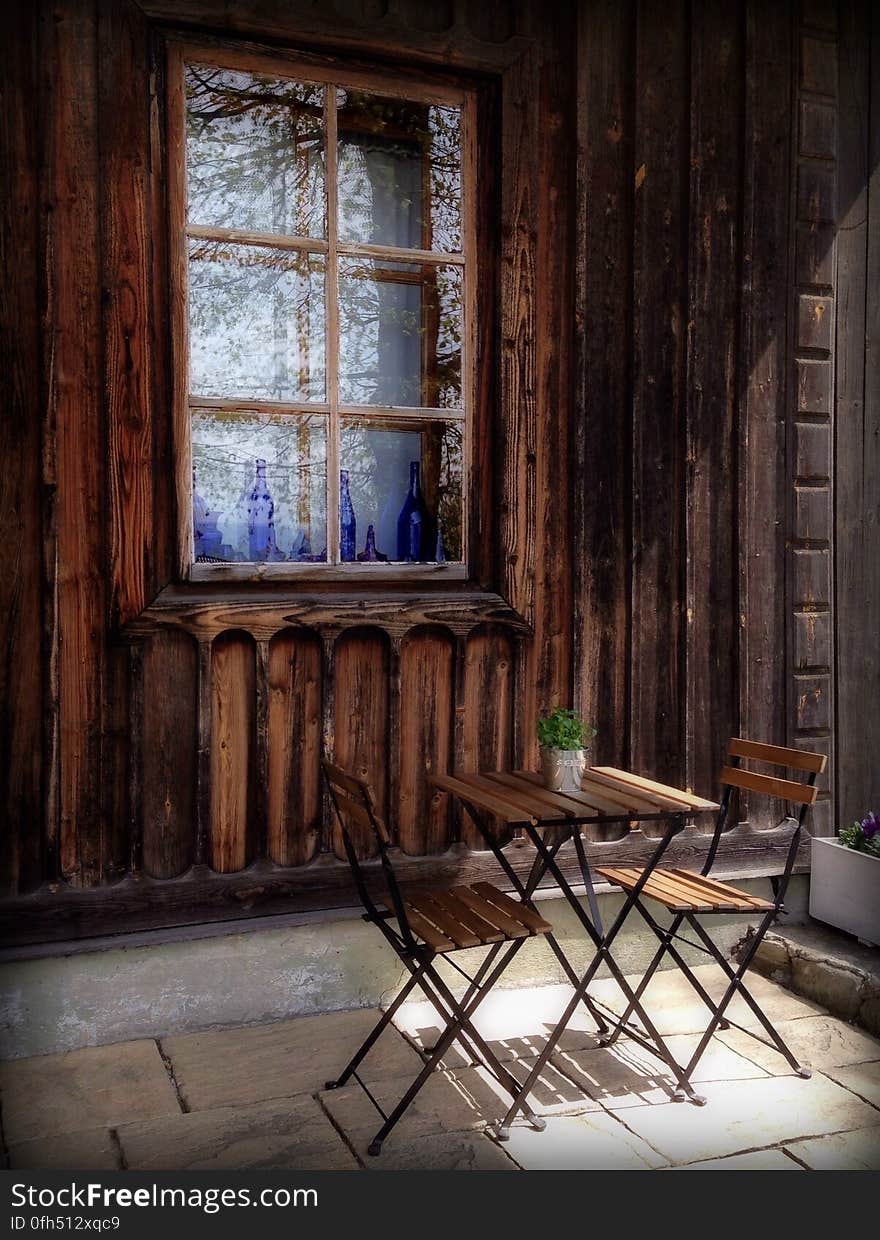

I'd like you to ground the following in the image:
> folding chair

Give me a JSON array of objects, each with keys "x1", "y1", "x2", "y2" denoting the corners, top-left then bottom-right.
[
  {"x1": 595, "y1": 738, "x2": 825, "y2": 1104},
  {"x1": 322, "y1": 760, "x2": 554, "y2": 1155}
]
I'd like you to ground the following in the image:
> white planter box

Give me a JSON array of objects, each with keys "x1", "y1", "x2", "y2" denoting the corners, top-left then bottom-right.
[{"x1": 810, "y1": 836, "x2": 880, "y2": 946}]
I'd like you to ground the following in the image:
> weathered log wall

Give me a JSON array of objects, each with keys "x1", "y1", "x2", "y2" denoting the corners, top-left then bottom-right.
[{"x1": 1, "y1": 0, "x2": 876, "y2": 946}]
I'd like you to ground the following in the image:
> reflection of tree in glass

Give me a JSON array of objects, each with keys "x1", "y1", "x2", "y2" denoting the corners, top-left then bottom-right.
[
  {"x1": 337, "y1": 91, "x2": 461, "y2": 252},
  {"x1": 189, "y1": 241, "x2": 326, "y2": 401},
  {"x1": 338, "y1": 261, "x2": 462, "y2": 408},
  {"x1": 185, "y1": 65, "x2": 325, "y2": 237}
]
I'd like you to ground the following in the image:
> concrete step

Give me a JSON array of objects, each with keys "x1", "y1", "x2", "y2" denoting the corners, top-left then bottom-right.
[{"x1": 745, "y1": 920, "x2": 880, "y2": 1037}]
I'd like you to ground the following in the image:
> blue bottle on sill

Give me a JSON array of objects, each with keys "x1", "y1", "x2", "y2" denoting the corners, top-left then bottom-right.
[
  {"x1": 340, "y1": 469, "x2": 356, "y2": 562},
  {"x1": 396, "y1": 460, "x2": 430, "y2": 561},
  {"x1": 248, "y1": 458, "x2": 279, "y2": 561}
]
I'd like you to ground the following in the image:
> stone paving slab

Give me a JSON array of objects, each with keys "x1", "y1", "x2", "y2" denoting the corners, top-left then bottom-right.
[
  {"x1": 671, "y1": 1149, "x2": 801, "y2": 1171},
  {"x1": 551, "y1": 1032, "x2": 768, "y2": 1109},
  {"x1": 162, "y1": 1009, "x2": 422, "y2": 1111},
  {"x1": 822, "y1": 1060, "x2": 880, "y2": 1109},
  {"x1": 392, "y1": 985, "x2": 602, "y2": 1069},
  {"x1": 785, "y1": 1126, "x2": 880, "y2": 1170},
  {"x1": 360, "y1": 1128, "x2": 517, "y2": 1170},
  {"x1": 602, "y1": 1072, "x2": 880, "y2": 1165},
  {"x1": 586, "y1": 964, "x2": 824, "y2": 1037},
  {"x1": 7, "y1": 1129, "x2": 121, "y2": 1171},
  {"x1": 319, "y1": 1050, "x2": 599, "y2": 1150},
  {"x1": 717, "y1": 1014, "x2": 880, "y2": 1075},
  {"x1": 118, "y1": 1096, "x2": 359, "y2": 1171},
  {"x1": 0, "y1": 1040, "x2": 180, "y2": 1144},
  {"x1": 496, "y1": 1112, "x2": 665, "y2": 1170}
]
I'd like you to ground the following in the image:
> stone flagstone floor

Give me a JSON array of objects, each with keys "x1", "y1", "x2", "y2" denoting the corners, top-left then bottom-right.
[{"x1": 3, "y1": 964, "x2": 879, "y2": 1171}]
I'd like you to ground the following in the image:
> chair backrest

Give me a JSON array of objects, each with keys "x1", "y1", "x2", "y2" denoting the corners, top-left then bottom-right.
[
  {"x1": 704, "y1": 738, "x2": 826, "y2": 886},
  {"x1": 322, "y1": 760, "x2": 415, "y2": 946},
  {"x1": 322, "y1": 760, "x2": 391, "y2": 850}
]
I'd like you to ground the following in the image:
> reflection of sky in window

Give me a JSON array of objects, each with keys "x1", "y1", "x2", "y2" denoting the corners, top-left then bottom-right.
[
  {"x1": 185, "y1": 65, "x2": 326, "y2": 238},
  {"x1": 192, "y1": 411, "x2": 327, "y2": 562}
]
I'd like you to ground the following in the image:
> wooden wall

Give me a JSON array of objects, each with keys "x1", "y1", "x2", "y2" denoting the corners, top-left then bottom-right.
[{"x1": 1, "y1": 0, "x2": 876, "y2": 946}]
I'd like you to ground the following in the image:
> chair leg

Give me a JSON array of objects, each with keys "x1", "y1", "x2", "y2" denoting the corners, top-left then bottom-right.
[
  {"x1": 324, "y1": 964, "x2": 426, "y2": 1090},
  {"x1": 365, "y1": 940, "x2": 526, "y2": 1155},
  {"x1": 416, "y1": 962, "x2": 546, "y2": 1134},
  {"x1": 599, "y1": 904, "x2": 729, "y2": 1048},
  {"x1": 682, "y1": 913, "x2": 812, "y2": 1082}
]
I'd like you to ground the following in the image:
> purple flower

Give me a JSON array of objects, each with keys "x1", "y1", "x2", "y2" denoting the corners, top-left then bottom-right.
[{"x1": 860, "y1": 811, "x2": 880, "y2": 839}]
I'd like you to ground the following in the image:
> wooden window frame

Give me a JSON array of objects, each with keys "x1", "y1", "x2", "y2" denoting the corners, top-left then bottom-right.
[{"x1": 166, "y1": 40, "x2": 478, "y2": 585}]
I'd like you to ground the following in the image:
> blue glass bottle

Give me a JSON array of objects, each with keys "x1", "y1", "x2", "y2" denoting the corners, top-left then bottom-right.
[
  {"x1": 248, "y1": 458, "x2": 277, "y2": 561},
  {"x1": 357, "y1": 524, "x2": 388, "y2": 562},
  {"x1": 339, "y1": 469, "x2": 356, "y2": 562},
  {"x1": 396, "y1": 460, "x2": 431, "y2": 561}
]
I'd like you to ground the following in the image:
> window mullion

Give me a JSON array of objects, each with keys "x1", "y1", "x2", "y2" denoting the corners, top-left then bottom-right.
[{"x1": 325, "y1": 85, "x2": 341, "y2": 565}]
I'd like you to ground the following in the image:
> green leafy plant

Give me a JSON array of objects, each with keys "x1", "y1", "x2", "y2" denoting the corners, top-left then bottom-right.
[
  {"x1": 839, "y1": 812, "x2": 880, "y2": 859},
  {"x1": 536, "y1": 708, "x2": 596, "y2": 751}
]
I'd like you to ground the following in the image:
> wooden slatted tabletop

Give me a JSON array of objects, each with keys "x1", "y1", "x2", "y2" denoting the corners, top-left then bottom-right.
[{"x1": 430, "y1": 767, "x2": 719, "y2": 824}]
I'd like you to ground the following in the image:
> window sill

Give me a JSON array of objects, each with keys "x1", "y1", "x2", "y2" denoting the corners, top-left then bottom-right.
[
  {"x1": 188, "y1": 561, "x2": 468, "y2": 585},
  {"x1": 124, "y1": 582, "x2": 530, "y2": 640}
]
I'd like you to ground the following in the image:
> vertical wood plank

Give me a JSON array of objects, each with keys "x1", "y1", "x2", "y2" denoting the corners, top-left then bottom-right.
[
  {"x1": 630, "y1": 0, "x2": 689, "y2": 787},
  {"x1": 0, "y1": 0, "x2": 44, "y2": 895},
  {"x1": 738, "y1": 0, "x2": 793, "y2": 824},
  {"x1": 210, "y1": 631, "x2": 255, "y2": 873},
  {"x1": 836, "y1": 0, "x2": 874, "y2": 826},
  {"x1": 525, "y1": 2, "x2": 576, "y2": 762},
  {"x1": 685, "y1": 0, "x2": 744, "y2": 793},
  {"x1": 103, "y1": 641, "x2": 131, "y2": 882},
  {"x1": 254, "y1": 639, "x2": 270, "y2": 860},
  {"x1": 142, "y1": 630, "x2": 197, "y2": 877},
  {"x1": 499, "y1": 45, "x2": 538, "y2": 622},
  {"x1": 574, "y1": 0, "x2": 634, "y2": 767},
  {"x1": 333, "y1": 628, "x2": 389, "y2": 858},
  {"x1": 99, "y1": 0, "x2": 156, "y2": 625},
  {"x1": 267, "y1": 630, "x2": 322, "y2": 867},
  {"x1": 461, "y1": 625, "x2": 513, "y2": 849},
  {"x1": 399, "y1": 627, "x2": 454, "y2": 855},
  {"x1": 44, "y1": 0, "x2": 107, "y2": 888}
]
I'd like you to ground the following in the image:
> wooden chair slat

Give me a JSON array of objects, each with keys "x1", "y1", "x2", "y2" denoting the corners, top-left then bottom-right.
[
  {"x1": 424, "y1": 889, "x2": 506, "y2": 943},
  {"x1": 323, "y1": 761, "x2": 371, "y2": 800},
  {"x1": 719, "y1": 765, "x2": 819, "y2": 805},
  {"x1": 407, "y1": 892, "x2": 481, "y2": 949},
  {"x1": 665, "y1": 868, "x2": 775, "y2": 911},
  {"x1": 448, "y1": 885, "x2": 531, "y2": 938},
  {"x1": 383, "y1": 903, "x2": 456, "y2": 953},
  {"x1": 330, "y1": 790, "x2": 374, "y2": 834},
  {"x1": 596, "y1": 866, "x2": 708, "y2": 911},
  {"x1": 728, "y1": 738, "x2": 827, "y2": 774},
  {"x1": 470, "y1": 882, "x2": 553, "y2": 935},
  {"x1": 430, "y1": 774, "x2": 538, "y2": 824}
]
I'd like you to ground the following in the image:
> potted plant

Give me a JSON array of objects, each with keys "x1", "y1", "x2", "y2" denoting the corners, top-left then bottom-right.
[
  {"x1": 537, "y1": 708, "x2": 597, "y2": 793},
  {"x1": 809, "y1": 811, "x2": 880, "y2": 946}
]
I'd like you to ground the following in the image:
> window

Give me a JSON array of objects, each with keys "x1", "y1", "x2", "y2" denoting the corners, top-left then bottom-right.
[{"x1": 170, "y1": 48, "x2": 474, "y2": 579}]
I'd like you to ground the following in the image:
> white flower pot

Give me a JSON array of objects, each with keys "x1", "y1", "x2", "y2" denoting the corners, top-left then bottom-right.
[
  {"x1": 540, "y1": 746, "x2": 589, "y2": 793},
  {"x1": 809, "y1": 836, "x2": 880, "y2": 947}
]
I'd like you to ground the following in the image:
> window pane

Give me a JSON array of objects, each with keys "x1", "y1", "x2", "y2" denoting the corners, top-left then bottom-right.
[
  {"x1": 338, "y1": 259, "x2": 462, "y2": 408},
  {"x1": 189, "y1": 240, "x2": 326, "y2": 402},
  {"x1": 192, "y1": 409, "x2": 327, "y2": 563},
  {"x1": 339, "y1": 418, "x2": 462, "y2": 563},
  {"x1": 337, "y1": 91, "x2": 461, "y2": 252},
  {"x1": 185, "y1": 64, "x2": 325, "y2": 238}
]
